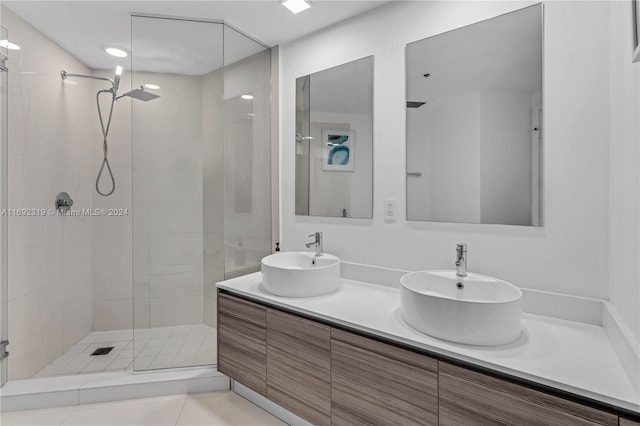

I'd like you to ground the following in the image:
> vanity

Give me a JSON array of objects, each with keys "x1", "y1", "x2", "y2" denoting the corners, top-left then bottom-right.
[
  {"x1": 236, "y1": 2, "x2": 640, "y2": 424},
  {"x1": 216, "y1": 263, "x2": 640, "y2": 425}
]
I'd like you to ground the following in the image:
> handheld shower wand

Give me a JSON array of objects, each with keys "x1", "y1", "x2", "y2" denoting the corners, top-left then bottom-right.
[
  {"x1": 93, "y1": 65, "x2": 123, "y2": 196},
  {"x1": 113, "y1": 65, "x2": 122, "y2": 93},
  {"x1": 61, "y1": 65, "x2": 123, "y2": 196},
  {"x1": 61, "y1": 66, "x2": 159, "y2": 196}
]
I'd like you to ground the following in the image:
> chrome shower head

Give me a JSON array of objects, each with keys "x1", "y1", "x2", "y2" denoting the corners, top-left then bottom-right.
[{"x1": 116, "y1": 86, "x2": 160, "y2": 102}]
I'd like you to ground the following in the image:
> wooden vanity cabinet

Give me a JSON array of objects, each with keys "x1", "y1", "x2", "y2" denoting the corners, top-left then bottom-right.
[
  {"x1": 266, "y1": 308, "x2": 332, "y2": 426},
  {"x1": 217, "y1": 292, "x2": 267, "y2": 396},
  {"x1": 331, "y1": 328, "x2": 438, "y2": 426},
  {"x1": 217, "y1": 292, "x2": 631, "y2": 425},
  {"x1": 438, "y1": 362, "x2": 617, "y2": 426}
]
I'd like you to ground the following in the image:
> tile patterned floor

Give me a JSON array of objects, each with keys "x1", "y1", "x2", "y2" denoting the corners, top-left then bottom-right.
[
  {"x1": 34, "y1": 324, "x2": 217, "y2": 378},
  {"x1": 0, "y1": 391, "x2": 286, "y2": 426}
]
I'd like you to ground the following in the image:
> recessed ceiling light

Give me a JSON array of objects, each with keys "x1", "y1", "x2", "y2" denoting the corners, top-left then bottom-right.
[
  {"x1": 144, "y1": 83, "x2": 160, "y2": 90},
  {"x1": 282, "y1": 0, "x2": 311, "y2": 14},
  {"x1": 241, "y1": 94, "x2": 254, "y2": 100},
  {"x1": 0, "y1": 40, "x2": 21, "y2": 50},
  {"x1": 104, "y1": 46, "x2": 128, "y2": 58}
]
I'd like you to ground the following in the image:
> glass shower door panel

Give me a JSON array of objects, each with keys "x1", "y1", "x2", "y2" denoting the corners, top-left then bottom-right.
[
  {"x1": 0, "y1": 25, "x2": 9, "y2": 386},
  {"x1": 222, "y1": 25, "x2": 272, "y2": 280},
  {"x1": 131, "y1": 15, "x2": 222, "y2": 371}
]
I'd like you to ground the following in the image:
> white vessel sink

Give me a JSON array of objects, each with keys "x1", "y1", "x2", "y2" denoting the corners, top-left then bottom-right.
[
  {"x1": 400, "y1": 270, "x2": 522, "y2": 346},
  {"x1": 261, "y1": 252, "x2": 341, "y2": 297}
]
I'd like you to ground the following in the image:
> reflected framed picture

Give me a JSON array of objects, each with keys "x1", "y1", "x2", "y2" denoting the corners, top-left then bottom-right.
[
  {"x1": 322, "y1": 129, "x2": 355, "y2": 172},
  {"x1": 634, "y1": 0, "x2": 640, "y2": 63}
]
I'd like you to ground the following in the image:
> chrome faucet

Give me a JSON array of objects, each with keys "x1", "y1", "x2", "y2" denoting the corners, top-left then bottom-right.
[
  {"x1": 305, "y1": 232, "x2": 323, "y2": 257},
  {"x1": 455, "y1": 243, "x2": 467, "y2": 277}
]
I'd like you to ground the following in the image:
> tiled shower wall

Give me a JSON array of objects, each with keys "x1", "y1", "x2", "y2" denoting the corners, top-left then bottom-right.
[
  {"x1": 132, "y1": 72, "x2": 206, "y2": 329},
  {"x1": 91, "y1": 69, "x2": 133, "y2": 331},
  {"x1": 93, "y1": 53, "x2": 273, "y2": 332},
  {"x1": 4, "y1": 6, "x2": 96, "y2": 379},
  {"x1": 92, "y1": 70, "x2": 210, "y2": 331}
]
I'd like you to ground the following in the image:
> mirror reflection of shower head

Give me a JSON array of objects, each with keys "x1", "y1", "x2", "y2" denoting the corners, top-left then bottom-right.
[{"x1": 116, "y1": 86, "x2": 160, "y2": 102}]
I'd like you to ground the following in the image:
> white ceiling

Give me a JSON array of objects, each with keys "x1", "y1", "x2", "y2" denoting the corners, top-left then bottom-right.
[{"x1": 4, "y1": 1, "x2": 387, "y2": 74}]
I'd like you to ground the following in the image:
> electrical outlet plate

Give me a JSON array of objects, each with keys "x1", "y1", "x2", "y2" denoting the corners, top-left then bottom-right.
[{"x1": 384, "y1": 199, "x2": 397, "y2": 222}]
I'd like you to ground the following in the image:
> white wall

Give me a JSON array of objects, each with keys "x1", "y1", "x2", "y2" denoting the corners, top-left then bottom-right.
[
  {"x1": 281, "y1": 1, "x2": 613, "y2": 302},
  {"x1": 131, "y1": 72, "x2": 204, "y2": 329},
  {"x1": 609, "y1": 1, "x2": 640, "y2": 342},
  {"x1": 4, "y1": 6, "x2": 95, "y2": 379}
]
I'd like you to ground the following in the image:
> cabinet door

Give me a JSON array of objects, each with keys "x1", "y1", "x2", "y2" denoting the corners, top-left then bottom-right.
[
  {"x1": 621, "y1": 417, "x2": 640, "y2": 425},
  {"x1": 439, "y1": 362, "x2": 617, "y2": 425},
  {"x1": 217, "y1": 292, "x2": 267, "y2": 396},
  {"x1": 266, "y1": 308, "x2": 331, "y2": 426},
  {"x1": 331, "y1": 328, "x2": 438, "y2": 426}
]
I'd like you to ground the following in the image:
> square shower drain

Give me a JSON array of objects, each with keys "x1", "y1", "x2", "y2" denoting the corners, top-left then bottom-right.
[{"x1": 91, "y1": 346, "x2": 115, "y2": 356}]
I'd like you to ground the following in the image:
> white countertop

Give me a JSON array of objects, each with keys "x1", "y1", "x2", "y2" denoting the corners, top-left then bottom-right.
[{"x1": 217, "y1": 271, "x2": 640, "y2": 414}]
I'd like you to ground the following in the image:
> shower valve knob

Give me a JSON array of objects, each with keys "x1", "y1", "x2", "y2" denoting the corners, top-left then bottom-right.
[{"x1": 55, "y1": 192, "x2": 74, "y2": 213}]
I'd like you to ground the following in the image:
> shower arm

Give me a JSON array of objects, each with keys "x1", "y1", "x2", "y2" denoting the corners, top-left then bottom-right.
[{"x1": 60, "y1": 70, "x2": 115, "y2": 90}]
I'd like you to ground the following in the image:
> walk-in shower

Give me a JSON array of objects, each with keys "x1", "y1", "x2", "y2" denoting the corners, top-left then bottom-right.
[
  {"x1": 0, "y1": 2, "x2": 272, "y2": 389},
  {"x1": 60, "y1": 66, "x2": 160, "y2": 196}
]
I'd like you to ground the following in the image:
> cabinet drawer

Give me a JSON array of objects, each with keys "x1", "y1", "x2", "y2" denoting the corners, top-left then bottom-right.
[
  {"x1": 267, "y1": 309, "x2": 331, "y2": 426},
  {"x1": 217, "y1": 293, "x2": 267, "y2": 396},
  {"x1": 621, "y1": 417, "x2": 640, "y2": 425},
  {"x1": 218, "y1": 291, "x2": 266, "y2": 327},
  {"x1": 439, "y1": 362, "x2": 617, "y2": 426},
  {"x1": 331, "y1": 328, "x2": 438, "y2": 426}
]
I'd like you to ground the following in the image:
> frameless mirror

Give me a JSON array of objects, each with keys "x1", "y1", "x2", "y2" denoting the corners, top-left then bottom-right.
[
  {"x1": 295, "y1": 56, "x2": 374, "y2": 219},
  {"x1": 406, "y1": 5, "x2": 543, "y2": 226}
]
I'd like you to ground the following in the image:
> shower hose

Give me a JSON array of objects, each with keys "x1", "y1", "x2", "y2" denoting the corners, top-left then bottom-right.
[{"x1": 95, "y1": 88, "x2": 116, "y2": 196}]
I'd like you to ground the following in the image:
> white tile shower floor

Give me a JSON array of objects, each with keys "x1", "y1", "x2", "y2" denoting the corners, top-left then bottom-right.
[{"x1": 34, "y1": 324, "x2": 217, "y2": 378}]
